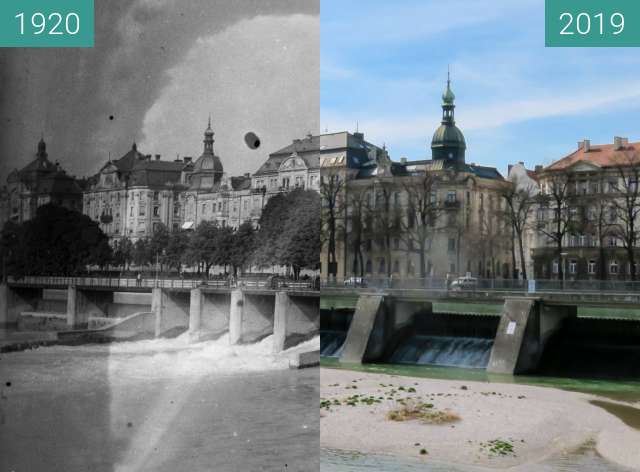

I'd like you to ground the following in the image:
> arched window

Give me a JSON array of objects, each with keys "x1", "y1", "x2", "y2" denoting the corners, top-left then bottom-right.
[{"x1": 379, "y1": 258, "x2": 386, "y2": 274}]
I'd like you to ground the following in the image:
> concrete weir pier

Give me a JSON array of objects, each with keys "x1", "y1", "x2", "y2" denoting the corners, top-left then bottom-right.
[
  {"x1": 1, "y1": 281, "x2": 320, "y2": 356},
  {"x1": 323, "y1": 288, "x2": 639, "y2": 376}
]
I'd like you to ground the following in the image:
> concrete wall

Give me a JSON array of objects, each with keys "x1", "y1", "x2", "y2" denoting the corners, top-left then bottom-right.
[
  {"x1": 273, "y1": 292, "x2": 319, "y2": 352},
  {"x1": 340, "y1": 295, "x2": 385, "y2": 364},
  {"x1": 18, "y1": 312, "x2": 68, "y2": 331},
  {"x1": 229, "y1": 291, "x2": 275, "y2": 344},
  {"x1": 5, "y1": 287, "x2": 41, "y2": 327},
  {"x1": 487, "y1": 298, "x2": 577, "y2": 375},
  {"x1": 152, "y1": 288, "x2": 190, "y2": 337},
  {"x1": 188, "y1": 289, "x2": 231, "y2": 342}
]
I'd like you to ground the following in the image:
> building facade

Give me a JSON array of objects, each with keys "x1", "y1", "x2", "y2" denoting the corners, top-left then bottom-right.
[
  {"x1": 0, "y1": 138, "x2": 82, "y2": 228},
  {"x1": 321, "y1": 77, "x2": 512, "y2": 281},
  {"x1": 83, "y1": 143, "x2": 191, "y2": 243},
  {"x1": 532, "y1": 137, "x2": 640, "y2": 281}
]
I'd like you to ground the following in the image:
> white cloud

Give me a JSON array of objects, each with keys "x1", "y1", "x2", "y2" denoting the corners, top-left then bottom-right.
[
  {"x1": 139, "y1": 14, "x2": 319, "y2": 175},
  {"x1": 322, "y1": 79, "x2": 640, "y2": 149}
]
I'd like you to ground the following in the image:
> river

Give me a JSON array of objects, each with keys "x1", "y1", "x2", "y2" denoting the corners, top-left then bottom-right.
[{"x1": 0, "y1": 334, "x2": 319, "y2": 471}]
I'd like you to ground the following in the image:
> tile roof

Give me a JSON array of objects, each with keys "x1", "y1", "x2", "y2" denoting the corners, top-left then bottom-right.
[{"x1": 547, "y1": 142, "x2": 640, "y2": 170}]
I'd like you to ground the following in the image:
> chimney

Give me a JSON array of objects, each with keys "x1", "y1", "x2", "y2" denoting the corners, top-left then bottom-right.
[
  {"x1": 155, "y1": 154, "x2": 161, "y2": 161},
  {"x1": 183, "y1": 156, "x2": 192, "y2": 164},
  {"x1": 578, "y1": 139, "x2": 591, "y2": 152},
  {"x1": 613, "y1": 136, "x2": 629, "y2": 151},
  {"x1": 353, "y1": 132, "x2": 364, "y2": 141},
  {"x1": 508, "y1": 164, "x2": 513, "y2": 174},
  {"x1": 614, "y1": 136, "x2": 627, "y2": 150},
  {"x1": 518, "y1": 161, "x2": 524, "y2": 165},
  {"x1": 400, "y1": 157, "x2": 407, "y2": 164},
  {"x1": 145, "y1": 154, "x2": 152, "y2": 160},
  {"x1": 535, "y1": 165, "x2": 543, "y2": 173},
  {"x1": 244, "y1": 173, "x2": 250, "y2": 178}
]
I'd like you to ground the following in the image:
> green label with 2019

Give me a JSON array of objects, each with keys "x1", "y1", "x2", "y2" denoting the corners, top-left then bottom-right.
[{"x1": 546, "y1": 0, "x2": 640, "y2": 47}]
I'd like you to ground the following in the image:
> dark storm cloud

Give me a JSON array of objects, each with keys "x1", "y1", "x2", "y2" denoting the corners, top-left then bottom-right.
[{"x1": 0, "y1": 0, "x2": 318, "y2": 180}]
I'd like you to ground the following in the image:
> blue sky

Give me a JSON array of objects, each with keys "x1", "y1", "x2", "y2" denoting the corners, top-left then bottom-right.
[{"x1": 321, "y1": 0, "x2": 640, "y2": 174}]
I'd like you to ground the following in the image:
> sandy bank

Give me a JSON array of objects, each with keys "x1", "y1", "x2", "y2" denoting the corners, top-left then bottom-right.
[{"x1": 320, "y1": 368, "x2": 640, "y2": 470}]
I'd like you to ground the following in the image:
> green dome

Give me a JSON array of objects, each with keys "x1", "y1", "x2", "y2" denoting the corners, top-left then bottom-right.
[{"x1": 431, "y1": 124, "x2": 466, "y2": 149}]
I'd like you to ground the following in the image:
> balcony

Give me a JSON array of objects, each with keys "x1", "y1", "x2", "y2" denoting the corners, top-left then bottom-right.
[{"x1": 444, "y1": 200, "x2": 460, "y2": 209}]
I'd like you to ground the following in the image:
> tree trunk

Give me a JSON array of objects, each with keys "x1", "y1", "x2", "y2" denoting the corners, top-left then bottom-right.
[{"x1": 517, "y1": 231, "x2": 527, "y2": 280}]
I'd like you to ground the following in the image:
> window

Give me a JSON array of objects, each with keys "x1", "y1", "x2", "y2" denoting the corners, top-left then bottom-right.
[
  {"x1": 588, "y1": 260, "x2": 596, "y2": 274},
  {"x1": 153, "y1": 206, "x2": 159, "y2": 217},
  {"x1": 393, "y1": 260, "x2": 400, "y2": 273},
  {"x1": 407, "y1": 261, "x2": 415, "y2": 276},
  {"x1": 610, "y1": 260, "x2": 619, "y2": 274},
  {"x1": 394, "y1": 192, "x2": 400, "y2": 207},
  {"x1": 153, "y1": 191, "x2": 159, "y2": 201},
  {"x1": 366, "y1": 239, "x2": 372, "y2": 251},
  {"x1": 365, "y1": 260, "x2": 372, "y2": 274},
  {"x1": 569, "y1": 259, "x2": 577, "y2": 274},
  {"x1": 552, "y1": 260, "x2": 559, "y2": 274},
  {"x1": 244, "y1": 201, "x2": 248, "y2": 210},
  {"x1": 448, "y1": 238, "x2": 456, "y2": 252},
  {"x1": 379, "y1": 259, "x2": 386, "y2": 274},
  {"x1": 447, "y1": 191, "x2": 456, "y2": 202},
  {"x1": 393, "y1": 238, "x2": 400, "y2": 250},
  {"x1": 579, "y1": 234, "x2": 586, "y2": 247},
  {"x1": 608, "y1": 237, "x2": 618, "y2": 247}
]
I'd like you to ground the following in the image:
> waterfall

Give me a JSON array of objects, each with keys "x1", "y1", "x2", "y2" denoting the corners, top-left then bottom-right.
[
  {"x1": 389, "y1": 335, "x2": 494, "y2": 368},
  {"x1": 320, "y1": 330, "x2": 347, "y2": 357}
]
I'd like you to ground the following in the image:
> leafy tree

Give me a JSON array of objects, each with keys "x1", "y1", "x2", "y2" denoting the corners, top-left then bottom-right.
[
  {"x1": 133, "y1": 238, "x2": 152, "y2": 268},
  {"x1": 2, "y1": 203, "x2": 112, "y2": 277},
  {"x1": 320, "y1": 169, "x2": 344, "y2": 278},
  {"x1": 254, "y1": 188, "x2": 320, "y2": 278},
  {"x1": 113, "y1": 237, "x2": 133, "y2": 271},
  {"x1": 229, "y1": 221, "x2": 255, "y2": 276},
  {"x1": 185, "y1": 221, "x2": 220, "y2": 275},
  {"x1": 165, "y1": 230, "x2": 189, "y2": 271}
]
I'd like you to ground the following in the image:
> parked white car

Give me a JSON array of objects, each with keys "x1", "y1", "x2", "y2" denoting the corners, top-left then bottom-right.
[{"x1": 450, "y1": 276, "x2": 477, "y2": 291}]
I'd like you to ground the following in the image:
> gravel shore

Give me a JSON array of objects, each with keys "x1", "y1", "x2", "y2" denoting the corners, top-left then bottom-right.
[{"x1": 320, "y1": 368, "x2": 640, "y2": 470}]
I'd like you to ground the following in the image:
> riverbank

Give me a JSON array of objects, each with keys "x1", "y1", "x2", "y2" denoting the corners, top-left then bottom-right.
[{"x1": 320, "y1": 368, "x2": 640, "y2": 470}]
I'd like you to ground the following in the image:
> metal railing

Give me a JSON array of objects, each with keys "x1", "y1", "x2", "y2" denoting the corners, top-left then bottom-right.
[
  {"x1": 7, "y1": 276, "x2": 318, "y2": 291},
  {"x1": 323, "y1": 276, "x2": 640, "y2": 294}
]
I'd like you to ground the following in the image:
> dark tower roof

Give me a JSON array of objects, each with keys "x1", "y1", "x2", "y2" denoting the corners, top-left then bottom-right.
[
  {"x1": 431, "y1": 72, "x2": 466, "y2": 168},
  {"x1": 189, "y1": 118, "x2": 224, "y2": 191}
]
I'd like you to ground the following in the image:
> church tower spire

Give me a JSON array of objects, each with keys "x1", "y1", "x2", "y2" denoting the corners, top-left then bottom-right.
[
  {"x1": 203, "y1": 116, "x2": 215, "y2": 154},
  {"x1": 430, "y1": 70, "x2": 466, "y2": 167}
]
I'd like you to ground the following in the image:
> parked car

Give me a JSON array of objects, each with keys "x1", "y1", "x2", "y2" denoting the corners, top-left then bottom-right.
[
  {"x1": 344, "y1": 276, "x2": 367, "y2": 288},
  {"x1": 450, "y1": 276, "x2": 477, "y2": 291}
]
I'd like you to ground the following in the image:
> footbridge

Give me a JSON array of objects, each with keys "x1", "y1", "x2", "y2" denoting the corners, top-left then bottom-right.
[{"x1": 0, "y1": 276, "x2": 319, "y2": 353}]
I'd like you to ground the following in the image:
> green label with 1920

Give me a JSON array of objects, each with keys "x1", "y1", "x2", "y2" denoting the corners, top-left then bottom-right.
[{"x1": 0, "y1": 0, "x2": 94, "y2": 47}]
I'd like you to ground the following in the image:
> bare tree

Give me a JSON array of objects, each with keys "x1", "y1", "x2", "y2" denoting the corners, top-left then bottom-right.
[
  {"x1": 575, "y1": 179, "x2": 615, "y2": 281},
  {"x1": 611, "y1": 155, "x2": 640, "y2": 280},
  {"x1": 399, "y1": 172, "x2": 442, "y2": 278},
  {"x1": 537, "y1": 170, "x2": 577, "y2": 281},
  {"x1": 499, "y1": 178, "x2": 536, "y2": 280},
  {"x1": 346, "y1": 190, "x2": 366, "y2": 277},
  {"x1": 364, "y1": 179, "x2": 402, "y2": 278},
  {"x1": 320, "y1": 169, "x2": 344, "y2": 278}
]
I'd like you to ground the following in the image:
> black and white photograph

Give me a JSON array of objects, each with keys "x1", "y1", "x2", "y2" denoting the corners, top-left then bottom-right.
[{"x1": 0, "y1": 1, "x2": 320, "y2": 471}]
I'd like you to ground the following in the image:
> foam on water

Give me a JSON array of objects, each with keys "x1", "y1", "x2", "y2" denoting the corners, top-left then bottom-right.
[{"x1": 34, "y1": 333, "x2": 319, "y2": 380}]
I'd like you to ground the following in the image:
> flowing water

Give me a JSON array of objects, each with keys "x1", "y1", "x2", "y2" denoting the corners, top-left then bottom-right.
[
  {"x1": 388, "y1": 335, "x2": 493, "y2": 368},
  {"x1": 321, "y1": 446, "x2": 632, "y2": 471},
  {"x1": 320, "y1": 330, "x2": 347, "y2": 358},
  {"x1": 0, "y1": 333, "x2": 319, "y2": 471}
]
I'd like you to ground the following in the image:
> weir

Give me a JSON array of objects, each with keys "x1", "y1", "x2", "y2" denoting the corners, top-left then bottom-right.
[
  {"x1": 1, "y1": 282, "x2": 320, "y2": 355},
  {"x1": 323, "y1": 291, "x2": 639, "y2": 378}
]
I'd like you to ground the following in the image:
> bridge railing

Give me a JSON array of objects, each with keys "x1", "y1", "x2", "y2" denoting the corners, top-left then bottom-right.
[
  {"x1": 322, "y1": 276, "x2": 640, "y2": 293},
  {"x1": 6, "y1": 275, "x2": 318, "y2": 291}
]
